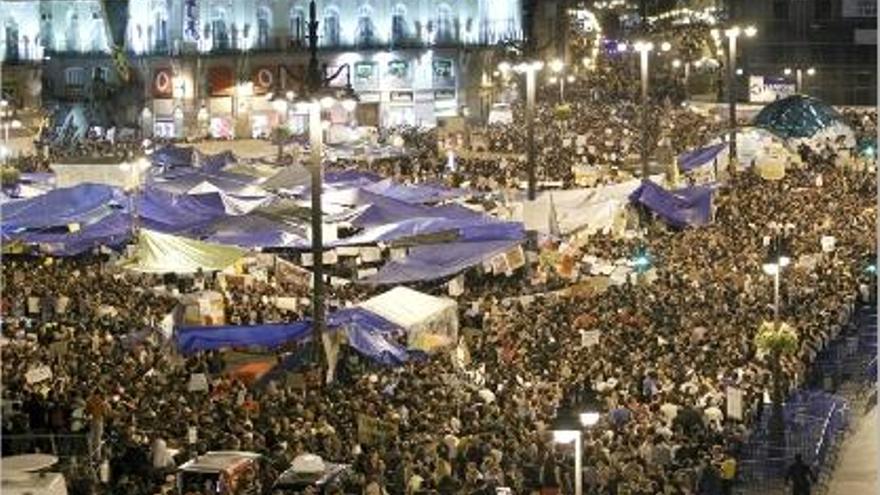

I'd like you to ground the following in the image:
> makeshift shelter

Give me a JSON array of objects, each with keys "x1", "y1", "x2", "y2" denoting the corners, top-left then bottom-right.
[
  {"x1": 122, "y1": 229, "x2": 247, "y2": 273},
  {"x1": 629, "y1": 181, "x2": 714, "y2": 228},
  {"x1": 1, "y1": 183, "x2": 126, "y2": 234},
  {"x1": 514, "y1": 180, "x2": 642, "y2": 237},
  {"x1": 178, "y1": 291, "x2": 226, "y2": 326},
  {"x1": 753, "y1": 95, "x2": 849, "y2": 140},
  {"x1": 261, "y1": 164, "x2": 311, "y2": 191},
  {"x1": 364, "y1": 239, "x2": 522, "y2": 285},
  {"x1": 358, "y1": 287, "x2": 458, "y2": 352}
]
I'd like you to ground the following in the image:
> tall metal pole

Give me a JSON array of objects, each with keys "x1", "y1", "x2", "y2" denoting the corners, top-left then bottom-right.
[
  {"x1": 773, "y1": 268, "x2": 780, "y2": 330},
  {"x1": 574, "y1": 434, "x2": 583, "y2": 495},
  {"x1": 526, "y1": 66, "x2": 537, "y2": 200},
  {"x1": 306, "y1": 0, "x2": 326, "y2": 363},
  {"x1": 727, "y1": 33, "x2": 738, "y2": 177},
  {"x1": 684, "y1": 61, "x2": 691, "y2": 100},
  {"x1": 640, "y1": 48, "x2": 650, "y2": 181},
  {"x1": 796, "y1": 68, "x2": 803, "y2": 93},
  {"x1": 560, "y1": 75, "x2": 565, "y2": 102}
]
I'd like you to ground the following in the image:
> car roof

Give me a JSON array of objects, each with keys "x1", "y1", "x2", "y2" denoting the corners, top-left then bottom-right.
[{"x1": 178, "y1": 451, "x2": 262, "y2": 474}]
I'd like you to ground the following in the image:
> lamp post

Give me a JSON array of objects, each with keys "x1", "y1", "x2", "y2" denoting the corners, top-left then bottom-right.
[
  {"x1": 634, "y1": 41, "x2": 653, "y2": 181},
  {"x1": 298, "y1": 0, "x2": 359, "y2": 371},
  {"x1": 724, "y1": 25, "x2": 757, "y2": 177},
  {"x1": 551, "y1": 409, "x2": 601, "y2": 495},
  {"x1": 550, "y1": 58, "x2": 565, "y2": 102},
  {"x1": 784, "y1": 66, "x2": 815, "y2": 93},
  {"x1": 761, "y1": 228, "x2": 791, "y2": 442},
  {"x1": 512, "y1": 61, "x2": 544, "y2": 201}
]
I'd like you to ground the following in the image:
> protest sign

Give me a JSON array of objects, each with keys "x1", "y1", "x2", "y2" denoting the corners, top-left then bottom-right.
[
  {"x1": 187, "y1": 373, "x2": 209, "y2": 392},
  {"x1": 581, "y1": 330, "x2": 600, "y2": 348},
  {"x1": 275, "y1": 297, "x2": 298, "y2": 311},
  {"x1": 26, "y1": 366, "x2": 53, "y2": 385},
  {"x1": 726, "y1": 386, "x2": 743, "y2": 421}
]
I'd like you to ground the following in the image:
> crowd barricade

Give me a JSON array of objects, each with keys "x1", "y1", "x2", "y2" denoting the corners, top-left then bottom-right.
[{"x1": 735, "y1": 301, "x2": 874, "y2": 493}]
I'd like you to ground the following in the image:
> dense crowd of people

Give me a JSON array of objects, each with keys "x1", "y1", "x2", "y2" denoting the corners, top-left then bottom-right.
[{"x1": 2, "y1": 148, "x2": 873, "y2": 495}]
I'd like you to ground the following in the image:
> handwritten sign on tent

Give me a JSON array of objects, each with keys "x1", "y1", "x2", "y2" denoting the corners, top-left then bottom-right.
[
  {"x1": 504, "y1": 245, "x2": 526, "y2": 272},
  {"x1": 276, "y1": 258, "x2": 312, "y2": 288}
]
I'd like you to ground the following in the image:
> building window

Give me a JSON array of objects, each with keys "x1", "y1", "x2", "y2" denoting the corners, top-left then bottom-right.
[
  {"x1": 356, "y1": 5, "x2": 377, "y2": 47},
  {"x1": 814, "y1": 0, "x2": 831, "y2": 19},
  {"x1": 257, "y1": 7, "x2": 271, "y2": 48},
  {"x1": 323, "y1": 8, "x2": 340, "y2": 46},
  {"x1": 290, "y1": 7, "x2": 305, "y2": 42},
  {"x1": 773, "y1": 0, "x2": 789, "y2": 20},
  {"x1": 93, "y1": 67, "x2": 109, "y2": 82},
  {"x1": 436, "y1": 4, "x2": 454, "y2": 43},
  {"x1": 65, "y1": 67, "x2": 87, "y2": 87},
  {"x1": 91, "y1": 12, "x2": 104, "y2": 51},
  {"x1": 155, "y1": 12, "x2": 168, "y2": 51},
  {"x1": 391, "y1": 4, "x2": 408, "y2": 44},
  {"x1": 5, "y1": 22, "x2": 19, "y2": 61},
  {"x1": 213, "y1": 18, "x2": 229, "y2": 50},
  {"x1": 67, "y1": 13, "x2": 81, "y2": 51}
]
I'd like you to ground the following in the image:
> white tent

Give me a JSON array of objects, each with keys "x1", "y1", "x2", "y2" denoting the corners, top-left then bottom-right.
[
  {"x1": 359, "y1": 286, "x2": 458, "y2": 352},
  {"x1": 122, "y1": 229, "x2": 247, "y2": 274},
  {"x1": 513, "y1": 179, "x2": 643, "y2": 237}
]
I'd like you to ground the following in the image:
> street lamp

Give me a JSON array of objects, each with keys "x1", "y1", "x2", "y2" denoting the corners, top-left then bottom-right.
[
  {"x1": 551, "y1": 415, "x2": 583, "y2": 495},
  {"x1": 297, "y1": 0, "x2": 359, "y2": 373},
  {"x1": 634, "y1": 41, "x2": 654, "y2": 181},
  {"x1": 762, "y1": 231, "x2": 792, "y2": 329},
  {"x1": 549, "y1": 58, "x2": 566, "y2": 102},
  {"x1": 785, "y1": 67, "x2": 816, "y2": 93},
  {"x1": 724, "y1": 25, "x2": 757, "y2": 177},
  {"x1": 512, "y1": 60, "x2": 544, "y2": 200}
]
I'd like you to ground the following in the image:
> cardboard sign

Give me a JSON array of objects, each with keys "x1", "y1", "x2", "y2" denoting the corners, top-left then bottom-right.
[
  {"x1": 275, "y1": 297, "x2": 298, "y2": 311},
  {"x1": 187, "y1": 373, "x2": 209, "y2": 392},
  {"x1": 504, "y1": 246, "x2": 526, "y2": 271},
  {"x1": 726, "y1": 386, "x2": 743, "y2": 421},
  {"x1": 27, "y1": 297, "x2": 40, "y2": 315},
  {"x1": 448, "y1": 275, "x2": 465, "y2": 297},
  {"x1": 490, "y1": 254, "x2": 509, "y2": 275},
  {"x1": 187, "y1": 426, "x2": 198, "y2": 444},
  {"x1": 359, "y1": 247, "x2": 382, "y2": 263},
  {"x1": 336, "y1": 246, "x2": 361, "y2": 257},
  {"x1": 276, "y1": 258, "x2": 312, "y2": 288},
  {"x1": 25, "y1": 366, "x2": 53, "y2": 385},
  {"x1": 821, "y1": 236, "x2": 836, "y2": 252},
  {"x1": 581, "y1": 330, "x2": 600, "y2": 348}
]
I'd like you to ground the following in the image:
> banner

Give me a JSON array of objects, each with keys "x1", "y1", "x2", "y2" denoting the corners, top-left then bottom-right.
[
  {"x1": 184, "y1": 0, "x2": 200, "y2": 41},
  {"x1": 749, "y1": 76, "x2": 796, "y2": 104}
]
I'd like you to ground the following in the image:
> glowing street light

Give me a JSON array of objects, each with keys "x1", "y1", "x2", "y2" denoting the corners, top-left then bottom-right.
[{"x1": 660, "y1": 41, "x2": 672, "y2": 52}]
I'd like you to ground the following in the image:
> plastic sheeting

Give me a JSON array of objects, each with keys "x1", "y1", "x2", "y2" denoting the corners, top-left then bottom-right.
[
  {"x1": 200, "y1": 215, "x2": 309, "y2": 248},
  {"x1": 363, "y1": 179, "x2": 467, "y2": 204},
  {"x1": 138, "y1": 187, "x2": 227, "y2": 233},
  {"x1": 337, "y1": 216, "x2": 523, "y2": 246},
  {"x1": 514, "y1": 180, "x2": 642, "y2": 236},
  {"x1": 1, "y1": 183, "x2": 126, "y2": 233},
  {"x1": 358, "y1": 287, "x2": 458, "y2": 351},
  {"x1": 9, "y1": 211, "x2": 132, "y2": 256},
  {"x1": 151, "y1": 145, "x2": 194, "y2": 168},
  {"x1": 364, "y1": 240, "x2": 521, "y2": 285},
  {"x1": 122, "y1": 229, "x2": 247, "y2": 273},
  {"x1": 678, "y1": 143, "x2": 727, "y2": 172},
  {"x1": 629, "y1": 181, "x2": 714, "y2": 228},
  {"x1": 176, "y1": 307, "x2": 408, "y2": 365},
  {"x1": 753, "y1": 95, "x2": 846, "y2": 139}
]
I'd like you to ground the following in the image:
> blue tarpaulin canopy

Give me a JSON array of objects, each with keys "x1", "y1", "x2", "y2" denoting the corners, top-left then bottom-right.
[
  {"x1": 175, "y1": 307, "x2": 409, "y2": 365},
  {"x1": 678, "y1": 143, "x2": 726, "y2": 172},
  {"x1": 151, "y1": 145, "x2": 195, "y2": 168},
  {"x1": 199, "y1": 214, "x2": 309, "y2": 248},
  {"x1": 9, "y1": 210, "x2": 132, "y2": 255},
  {"x1": 138, "y1": 187, "x2": 227, "y2": 233},
  {"x1": 363, "y1": 179, "x2": 467, "y2": 204},
  {"x1": 629, "y1": 181, "x2": 714, "y2": 228},
  {"x1": 365, "y1": 239, "x2": 522, "y2": 285},
  {"x1": 1, "y1": 183, "x2": 125, "y2": 234}
]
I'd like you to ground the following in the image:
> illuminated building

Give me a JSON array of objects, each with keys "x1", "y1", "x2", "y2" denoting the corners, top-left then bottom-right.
[{"x1": 1, "y1": 0, "x2": 523, "y2": 136}]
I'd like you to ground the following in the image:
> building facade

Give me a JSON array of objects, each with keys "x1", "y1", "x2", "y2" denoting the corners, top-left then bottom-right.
[
  {"x1": 733, "y1": 0, "x2": 876, "y2": 105},
  {"x1": 1, "y1": 0, "x2": 523, "y2": 137}
]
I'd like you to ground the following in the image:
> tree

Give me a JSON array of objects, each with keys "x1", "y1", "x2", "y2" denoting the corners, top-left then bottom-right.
[
  {"x1": 270, "y1": 126, "x2": 292, "y2": 161},
  {"x1": 754, "y1": 321, "x2": 798, "y2": 444}
]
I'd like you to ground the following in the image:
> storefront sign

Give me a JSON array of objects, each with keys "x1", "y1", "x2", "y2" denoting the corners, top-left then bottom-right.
[
  {"x1": 354, "y1": 62, "x2": 378, "y2": 87},
  {"x1": 435, "y1": 89, "x2": 456, "y2": 101},
  {"x1": 749, "y1": 76, "x2": 796, "y2": 103},
  {"x1": 184, "y1": 0, "x2": 200, "y2": 41},
  {"x1": 209, "y1": 66, "x2": 234, "y2": 97},
  {"x1": 390, "y1": 91, "x2": 414, "y2": 102},
  {"x1": 253, "y1": 67, "x2": 273, "y2": 93},
  {"x1": 433, "y1": 59, "x2": 454, "y2": 79},
  {"x1": 153, "y1": 69, "x2": 173, "y2": 98}
]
